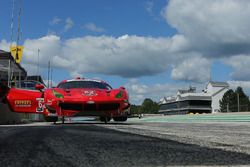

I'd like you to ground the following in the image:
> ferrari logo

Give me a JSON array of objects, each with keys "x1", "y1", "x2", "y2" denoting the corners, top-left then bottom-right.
[{"x1": 83, "y1": 90, "x2": 97, "y2": 96}]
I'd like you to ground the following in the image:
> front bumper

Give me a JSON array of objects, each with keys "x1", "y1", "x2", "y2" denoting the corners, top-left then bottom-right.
[{"x1": 59, "y1": 102, "x2": 120, "y2": 112}]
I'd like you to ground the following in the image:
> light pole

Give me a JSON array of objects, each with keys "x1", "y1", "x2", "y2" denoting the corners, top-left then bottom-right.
[
  {"x1": 47, "y1": 60, "x2": 50, "y2": 88},
  {"x1": 237, "y1": 93, "x2": 240, "y2": 112},
  {"x1": 37, "y1": 49, "x2": 40, "y2": 81}
]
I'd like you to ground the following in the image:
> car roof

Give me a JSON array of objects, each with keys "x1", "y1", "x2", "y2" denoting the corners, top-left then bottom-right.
[
  {"x1": 66, "y1": 78, "x2": 103, "y2": 83},
  {"x1": 57, "y1": 78, "x2": 107, "y2": 86}
]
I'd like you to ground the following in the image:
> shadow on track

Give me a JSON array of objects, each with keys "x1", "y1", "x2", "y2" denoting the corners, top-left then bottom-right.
[
  {"x1": 52, "y1": 121, "x2": 133, "y2": 126},
  {"x1": 1, "y1": 124, "x2": 250, "y2": 166}
]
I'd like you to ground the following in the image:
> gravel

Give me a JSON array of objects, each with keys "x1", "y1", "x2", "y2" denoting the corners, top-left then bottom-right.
[{"x1": 0, "y1": 122, "x2": 250, "y2": 167}]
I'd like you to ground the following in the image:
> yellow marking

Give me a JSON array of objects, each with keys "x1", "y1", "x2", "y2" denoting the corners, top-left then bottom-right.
[{"x1": 14, "y1": 100, "x2": 32, "y2": 106}]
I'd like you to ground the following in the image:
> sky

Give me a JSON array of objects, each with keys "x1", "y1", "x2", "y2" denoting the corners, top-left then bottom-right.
[{"x1": 1, "y1": 0, "x2": 250, "y2": 104}]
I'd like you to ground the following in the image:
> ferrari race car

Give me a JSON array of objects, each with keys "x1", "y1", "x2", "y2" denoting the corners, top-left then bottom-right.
[{"x1": 6, "y1": 78, "x2": 130, "y2": 123}]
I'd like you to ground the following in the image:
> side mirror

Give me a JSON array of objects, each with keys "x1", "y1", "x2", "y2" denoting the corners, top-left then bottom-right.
[
  {"x1": 35, "y1": 84, "x2": 45, "y2": 90},
  {"x1": 119, "y1": 86, "x2": 125, "y2": 90}
]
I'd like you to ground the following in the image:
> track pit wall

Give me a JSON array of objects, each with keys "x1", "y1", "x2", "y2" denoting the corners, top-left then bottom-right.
[{"x1": 0, "y1": 102, "x2": 21, "y2": 124}]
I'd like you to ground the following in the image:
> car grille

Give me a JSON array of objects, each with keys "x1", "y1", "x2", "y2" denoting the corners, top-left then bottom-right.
[
  {"x1": 60, "y1": 103, "x2": 82, "y2": 111},
  {"x1": 59, "y1": 103, "x2": 120, "y2": 111}
]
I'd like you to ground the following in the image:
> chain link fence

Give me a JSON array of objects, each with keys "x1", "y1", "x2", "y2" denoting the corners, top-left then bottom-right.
[{"x1": 221, "y1": 104, "x2": 250, "y2": 112}]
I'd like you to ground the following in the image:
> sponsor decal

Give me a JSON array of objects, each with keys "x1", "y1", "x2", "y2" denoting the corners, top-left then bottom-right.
[
  {"x1": 14, "y1": 100, "x2": 32, "y2": 107},
  {"x1": 36, "y1": 98, "x2": 44, "y2": 112},
  {"x1": 82, "y1": 90, "x2": 97, "y2": 96}
]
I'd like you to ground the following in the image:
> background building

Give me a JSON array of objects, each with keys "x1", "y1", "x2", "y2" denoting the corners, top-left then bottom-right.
[
  {"x1": 205, "y1": 81, "x2": 229, "y2": 113},
  {"x1": 0, "y1": 50, "x2": 45, "y2": 123},
  {"x1": 0, "y1": 50, "x2": 27, "y2": 124},
  {"x1": 0, "y1": 50, "x2": 27, "y2": 84},
  {"x1": 159, "y1": 81, "x2": 229, "y2": 115}
]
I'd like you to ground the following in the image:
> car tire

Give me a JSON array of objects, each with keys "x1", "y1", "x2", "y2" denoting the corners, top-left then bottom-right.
[
  {"x1": 100, "y1": 116, "x2": 111, "y2": 123},
  {"x1": 113, "y1": 116, "x2": 127, "y2": 122},
  {"x1": 44, "y1": 116, "x2": 58, "y2": 123}
]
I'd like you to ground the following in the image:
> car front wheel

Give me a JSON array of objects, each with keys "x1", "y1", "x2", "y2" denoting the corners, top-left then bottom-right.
[
  {"x1": 44, "y1": 116, "x2": 58, "y2": 123},
  {"x1": 113, "y1": 116, "x2": 127, "y2": 122},
  {"x1": 99, "y1": 116, "x2": 111, "y2": 123}
]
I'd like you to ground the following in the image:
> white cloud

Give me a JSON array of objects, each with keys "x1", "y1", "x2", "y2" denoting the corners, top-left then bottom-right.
[
  {"x1": 49, "y1": 17, "x2": 74, "y2": 34},
  {"x1": 0, "y1": 34, "x2": 211, "y2": 82},
  {"x1": 228, "y1": 81, "x2": 250, "y2": 90},
  {"x1": 228, "y1": 80, "x2": 250, "y2": 96},
  {"x1": 171, "y1": 53, "x2": 211, "y2": 82},
  {"x1": 161, "y1": 0, "x2": 250, "y2": 81},
  {"x1": 164, "y1": 0, "x2": 250, "y2": 45},
  {"x1": 10, "y1": 35, "x2": 160, "y2": 77},
  {"x1": 145, "y1": 1, "x2": 154, "y2": 14},
  {"x1": 4, "y1": 0, "x2": 250, "y2": 83},
  {"x1": 0, "y1": 40, "x2": 11, "y2": 51},
  {"x1": 64, "y1": 17, "x2": 74, "y2": 32},
  {"x1": 47, "y1": 29, "x2": 57, "y2": 36},
  {"x1": 3, "y1": 1, "x2": 250, "y2": 103},
  {"x1": 21, "y1": 35, "x2": 62, "y2": 75},
  {"x1": 223, "y1": 55, "x2": 250, "y2": 80},
  {"x1": 125, "y1": 79, "x2": 205, "y2": 104},
  {"x1": 84, "y1": 23, "x2": 105, "y2": 33},
  {"x1": 43, "y1": 79, "x2": 57, "y2": 88},
  {"x1": 60, "y1": 35, "x2": 174, "y2": 78},
  {"x1": 50, "y1": 16, "x2": 61, "y2": 25}
]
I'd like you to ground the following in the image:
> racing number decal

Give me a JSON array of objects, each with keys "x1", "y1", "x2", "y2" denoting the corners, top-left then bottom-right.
[{"x1": 36, "y1": 98, "x2": 45, "y2": 113}]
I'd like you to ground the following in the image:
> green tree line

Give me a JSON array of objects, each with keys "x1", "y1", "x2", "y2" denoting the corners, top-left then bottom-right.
[
  {"x1": 220, "y1": 87, "x2": 250, "y2": 112},
  {"x1": 130, "y1": 98, "x2": 159, "y2": 115}
]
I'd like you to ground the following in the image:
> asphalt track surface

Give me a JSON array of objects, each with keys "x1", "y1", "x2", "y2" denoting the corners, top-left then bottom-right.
[{"x1": 1, "y1": 122, "x2": 250, "y2": 167}]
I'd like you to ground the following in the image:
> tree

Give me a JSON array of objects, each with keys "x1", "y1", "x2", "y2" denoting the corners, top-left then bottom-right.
[
  {"x1": 220, "y1": 87, "x2": 249, "y2": 112},
  {"x1": 235, "y1": 87, "x2": 249, "y2": 111},
  {"x1": 219, "y1": 89, "x2": 235, "y2": 112},
  {"x1": 130, "y1": 98, "x2": 160, "y2": 116},
  {"x1": 140, "y1": 98, "x2": 159, "y2": 114},
  {"x1": 130, "y1": 104, "x2": 141, "y2": 115}
]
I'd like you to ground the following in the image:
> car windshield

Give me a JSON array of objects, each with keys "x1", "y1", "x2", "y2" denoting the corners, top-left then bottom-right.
[{"x1": 57, "y1": 81, "x2": 112, "y2": 90}]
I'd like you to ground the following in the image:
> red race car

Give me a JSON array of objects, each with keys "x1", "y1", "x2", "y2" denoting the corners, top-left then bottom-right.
[{"x1": 6, "y1": 78, "x2": 130, "y2": 123}]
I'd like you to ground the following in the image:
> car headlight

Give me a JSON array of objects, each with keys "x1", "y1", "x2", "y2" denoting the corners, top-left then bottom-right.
[
  {"x1": 52, "y1": 90, "x2": 64, "y2": 99},
  {"x1": 115, "y1": 90, "x2": 123, "y2": 98}
]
